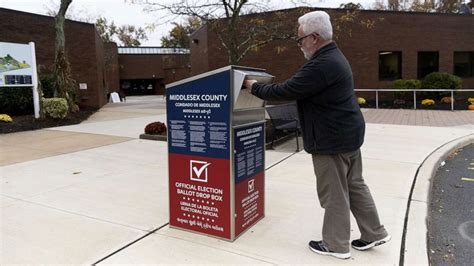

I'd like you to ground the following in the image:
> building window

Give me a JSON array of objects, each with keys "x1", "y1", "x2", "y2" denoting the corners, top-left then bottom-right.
[
  {"x1": 418, "y1": 52, "x2": 439, "y2": 79},
  {"x1": 454, "y1": 52, "x2": 474, "y2": 77},
  {"x1": 379, "y1": 51, "x2": 402, "y2": 80}
]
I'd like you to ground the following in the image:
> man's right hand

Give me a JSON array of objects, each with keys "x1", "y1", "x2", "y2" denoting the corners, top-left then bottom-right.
[{"x1": 244, "y1": 79, "x2": 257, "y2": 90}]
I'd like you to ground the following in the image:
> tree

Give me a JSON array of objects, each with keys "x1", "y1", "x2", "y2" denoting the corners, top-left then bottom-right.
[
  {"x1": 117, "y1": 25, "x2": 148, "y2": 46},
  {"x1": 54, "y1": 0, "x2": 78, "y2": 112},
  {"x1": 409, "y1": 0, "x2": 436, "y2": 12},
  {"x1": 95, "y1": 17, "x2": 117, "y2": 42},
  {"x1": 372, "y1": 0, "x2": 388, "y2": 10},
  {"x1": 95, "y1": 16, "x2": 148, "y2": 46},
  {"x1": 45, "y1": 0, "x2": 97, "y2": 23},
  {"x1": 47, "y1": 2, "x2": 148, "y2": 46},
  {"x1": 332, "y1": 7, "x2": 383, "y2": 40},
  {"x1": 388, "y1": 0, "x2": 402, "y2": 11},
  {"x1": 435, "y1": 0, "x2": 463, "y2": 13},
  {"x1": 339, "y1": 2, "x2": 363, "y2": 10},
  {"x1": 161, "y1": 17, "x2": 201, "y2": 48},
  {"x1": 130, "y1": 0, "x2": 295, "y2": 64},
  {"x1": 130, "y1": 0, "x2": 380, "y2": 64},
  {"x1": 371, "y1": 0, "x2": 466, "y2": 13},
  {"x1": 409, "y1": 0, "x2": 465, "y2": 13}
]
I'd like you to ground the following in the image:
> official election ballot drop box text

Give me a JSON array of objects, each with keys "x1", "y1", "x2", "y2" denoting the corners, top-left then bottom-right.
[{"x1": 166, "y1": 65, "x2": 274, "y2": 241}]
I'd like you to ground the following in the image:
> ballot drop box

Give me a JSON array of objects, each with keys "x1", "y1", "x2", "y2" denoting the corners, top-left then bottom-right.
[{"x1": 166, "y1": 66, "x2": 274, "y2": 241}]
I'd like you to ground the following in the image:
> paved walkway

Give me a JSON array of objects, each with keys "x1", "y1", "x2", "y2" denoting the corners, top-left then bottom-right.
[
  {"x1": 1, "y1": 96, "x2": 473, "y2": 264},
  {"x1": 362, "y1": 108, "x2": 474, "y2": 128}
]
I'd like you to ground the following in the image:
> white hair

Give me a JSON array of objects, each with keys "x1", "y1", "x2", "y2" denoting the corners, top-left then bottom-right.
[{"x1": 298, "y1": 11, "x2": 333, "y2": 41}]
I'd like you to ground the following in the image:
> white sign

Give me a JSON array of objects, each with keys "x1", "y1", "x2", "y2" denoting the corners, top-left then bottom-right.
[
  {"x1": 0, "y1": 42, "x2": 39, "y2": 118},
  {"x1": 109, "y1": 92, "x2": 121, "y2": 103},
  {"x1": 0, "y1": 42, "x2": 35, "y2": 87},
  {"x1": 79, "y1": 83, "x2": 87, "y2": 90}
]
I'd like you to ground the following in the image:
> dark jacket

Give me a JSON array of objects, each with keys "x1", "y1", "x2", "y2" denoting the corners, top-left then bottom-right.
[{"x1": 251, "y1": 42, "x2": 365, "y2": 155}]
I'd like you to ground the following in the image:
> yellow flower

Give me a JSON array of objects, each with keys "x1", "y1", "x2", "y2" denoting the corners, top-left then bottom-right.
[
  {"x1": 468, "y1": 98, "x2": 474, "y2": 104},
  {"x1": 0, "y1": 114, "x2": 13, "y2": 123},
  {"x1": 421, "y1": 99, "x2": 435, "y2": 105},
  {"x1": 357, "y1": 97, "x2": 366, "y2": 105}
]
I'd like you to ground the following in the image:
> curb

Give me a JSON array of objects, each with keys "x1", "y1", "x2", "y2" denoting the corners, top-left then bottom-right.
[{"x1": 403, "y1": 133, "x2": 474, "y2": 265}]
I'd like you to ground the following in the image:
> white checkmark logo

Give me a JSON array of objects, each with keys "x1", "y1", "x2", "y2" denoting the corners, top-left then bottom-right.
[
  {"x1": 193, "y1": 163, "x2": 211, "y2": 177},
  {"x1": 248, "y1": 179, "x2": 255, "y2": 193},
  {"x1": 190, "y1": 160, "x2": 211, "y2": 182}
]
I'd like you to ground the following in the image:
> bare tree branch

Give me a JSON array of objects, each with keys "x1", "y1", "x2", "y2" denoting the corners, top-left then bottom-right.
[{"x1": 129, "y1": 0, "x2": 378, "y2": 64}]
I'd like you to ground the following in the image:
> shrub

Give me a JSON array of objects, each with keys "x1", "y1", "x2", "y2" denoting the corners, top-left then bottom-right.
[
  {"x1": 39, "y1": 74, "x2": 56, "y2": 98},
  {"x1": 394, "y1": 79, "x2": 421, "y2": 99},
  {"x1": 42, "y1": 97, "x2": 69, "y2": 119},
  {"x1": 0, "y1": 87, "x2": 34, "y2": 115},
  {"x1": 0, "y1": 114, "x2": 13, "y2": 123},
  {"x1": 144, "y1": 121, "x2": 167, "y2": 135},
  {"x1": 394, "y1": 79, "x2": 422, "y2": 89},
  {"x1": 421, "y1": 72, "x2": 461, "y2": 100},
  {"x1": 422, "y1": 72, "x2": 462, "y2": 92},
  {"x1": 422, "y1": 72, "x2": 461, "y2": 90}
]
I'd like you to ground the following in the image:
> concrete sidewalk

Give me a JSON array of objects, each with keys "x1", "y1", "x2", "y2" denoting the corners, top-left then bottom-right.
[{"x1": 1, "y1": 96, "x2": 473, "y2": 264}]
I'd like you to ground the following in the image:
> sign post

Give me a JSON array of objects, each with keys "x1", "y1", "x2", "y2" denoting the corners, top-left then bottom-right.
[
  {"x1": 0, "y1": 41, "x2": 39, "y2": 118},
  {"x1": 166, "y1": 65, "x2": 273, "y2": 241}
]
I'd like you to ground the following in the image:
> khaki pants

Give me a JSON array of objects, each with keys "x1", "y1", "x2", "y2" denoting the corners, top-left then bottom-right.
[{"x1": 312, "y1": 149, "x2": 387, "y2": 253}]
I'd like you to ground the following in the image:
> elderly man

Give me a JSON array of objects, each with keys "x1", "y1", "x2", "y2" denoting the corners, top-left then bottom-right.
[{"x1": 244, "y1": 11, "x2": 390, "y2": 259}]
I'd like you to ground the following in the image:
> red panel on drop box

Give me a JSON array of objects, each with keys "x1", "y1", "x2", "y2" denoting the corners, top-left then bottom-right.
[
  {"x1": 169, "y1": 153, "x2": 231, "y2": 239},
  {"x1": 234, "y1": 172, "x2": 265, "y2": 237}
]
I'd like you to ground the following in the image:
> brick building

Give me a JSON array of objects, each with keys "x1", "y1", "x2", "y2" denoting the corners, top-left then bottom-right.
[
  {"x1": 190, "y1": 8, "x2": 474, "y2": 89},
  {"x1": 0, "y1": 8, "x2": 109, "y2": 108},
  {"x1": 117, "y1": 47, "x2": 190, "y2": 96},
  {"x1": 0, "y1": 8, "x2": 190, "y2": 109},
  {"x1": 1, "y1": 7, "x2": 473, "y2": 110}
]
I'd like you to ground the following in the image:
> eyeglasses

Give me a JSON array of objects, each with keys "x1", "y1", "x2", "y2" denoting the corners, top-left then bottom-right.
[{"x1": 295, "y1": 32, "x2": 319, "y2": 46}]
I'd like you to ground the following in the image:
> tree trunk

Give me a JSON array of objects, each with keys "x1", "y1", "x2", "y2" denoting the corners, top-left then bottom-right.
[
  {"x1": 55, "y1": 0, "x2": 70, "y2": 53},
  {"x1": 54, "y1": 0, "x2": 78, "y2": 112}
]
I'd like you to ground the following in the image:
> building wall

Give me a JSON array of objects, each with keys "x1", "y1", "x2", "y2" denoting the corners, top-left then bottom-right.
[
  {"x1": 118, "y1": 53, "x2": 190, "y2": 94},
  {"x1": 3, "y1": 7, "x2": 472, "y2": 111},
  {"x1": 191, "y1": 8, "x2": 474, "y2": 89},
  {"x1": 190, "y1": 25, "x2": 210, "y2": 76},
  {"x1": 104, "y1": 42, "x2": 120, "y2": 93},
  {"x1": 161, "y1": 54, "x2": 192, "y2": 85},
  {"x1": 91, "y1": 29, "x2": 107, "y2": 106},
  {"x1": 338, "y1": 9, "x2": 474, "y2": 89},
  {"x1": 119, "y1": 54, "x2": 165, "y2": 80},
  {"x1": 0, "y1": 8, "x2": 108, "y2": 108}
]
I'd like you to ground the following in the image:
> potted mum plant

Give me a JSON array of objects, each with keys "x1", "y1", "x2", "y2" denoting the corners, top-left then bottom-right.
[{"x1": 139, "y1": 121, "x2": 167, "y2": 141}]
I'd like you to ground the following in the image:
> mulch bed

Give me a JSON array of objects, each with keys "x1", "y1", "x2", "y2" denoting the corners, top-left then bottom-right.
[{"x1": 0, "y1": 107, "x2": 98, "y2": 134}]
